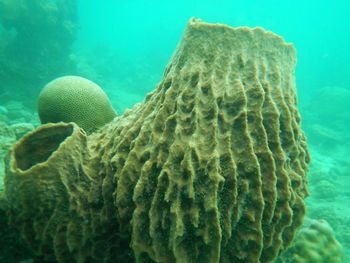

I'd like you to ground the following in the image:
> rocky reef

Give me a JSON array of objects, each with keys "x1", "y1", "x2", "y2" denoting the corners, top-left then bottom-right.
[
  {"x1": 2, "y1": 18, "x2": 310, "y2": 263},
  {"x1": 0, "y1": 0, "x2": 78, "y2": 102},
  {"x1": 275, "y1": 218, "x2": 343, "y2": 263}
]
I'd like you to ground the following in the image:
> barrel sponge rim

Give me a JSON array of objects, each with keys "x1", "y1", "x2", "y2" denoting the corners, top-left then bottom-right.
[{"x1": 11, "y1": 122, "x2": 80, "y2": 172}]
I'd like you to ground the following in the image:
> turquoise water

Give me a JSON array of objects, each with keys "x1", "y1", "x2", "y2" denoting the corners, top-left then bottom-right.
[
  {"x1": 77, "y1": 0, "x2": 350, "y2": 103},
  {"x1": 0, "y1": 0, "x2": 349, "y2": 262}
]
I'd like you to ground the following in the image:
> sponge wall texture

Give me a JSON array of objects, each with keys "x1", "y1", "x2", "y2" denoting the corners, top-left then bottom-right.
[
  {"x1": 5, "y1": 18, "x2": 310, "y2": 263},
  {"x1": 38, "y1": 76, "x2": 117, "y2": 133}
]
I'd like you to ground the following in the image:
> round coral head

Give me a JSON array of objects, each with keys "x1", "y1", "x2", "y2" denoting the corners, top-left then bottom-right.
[{"x1": 38, "y1": 76, "x2": 117, "y2": 133}]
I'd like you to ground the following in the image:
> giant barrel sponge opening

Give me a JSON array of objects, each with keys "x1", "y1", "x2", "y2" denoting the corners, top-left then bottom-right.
[{"x1": 38, "y1": 75, "x2": 117, "y2": 133}]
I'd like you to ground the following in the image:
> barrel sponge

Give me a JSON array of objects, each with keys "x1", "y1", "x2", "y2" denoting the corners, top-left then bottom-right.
[
  {"x1": 4, "y1": 18, "x2": 310, "y2": 263},
  {"x1": 38, "y1": 75, "x2": 117, "y2": 133},
  {"x1": 0, "y1": 191, "x2": 33, "y2": 262},
  {"x1": 275, "y1": 218, "x2": 344, "y2": 263}
]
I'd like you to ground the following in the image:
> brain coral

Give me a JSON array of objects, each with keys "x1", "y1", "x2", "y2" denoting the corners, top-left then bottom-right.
[
  {"x1": 4, "y1": 18, "x2": 310, "y2": 263},
  {"x1": 38, "y1": 75, "x2": 117, "y2": 133},
  {"x1": 275, "y1": 218, "x2": 343, "y2": 263}
]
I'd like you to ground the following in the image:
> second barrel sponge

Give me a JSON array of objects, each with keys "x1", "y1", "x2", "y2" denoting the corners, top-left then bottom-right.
[{"x1": 38, "y1": 76, "x2": 117, "y2": 133}]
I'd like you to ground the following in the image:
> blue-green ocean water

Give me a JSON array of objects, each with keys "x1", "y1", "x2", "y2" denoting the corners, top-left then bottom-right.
[
  {"x1": 0, "y1": 0, "x2": 349, "y2": 262},
  {"x1": 77, "y1": 0, "x2": 350, "y2": 105}
]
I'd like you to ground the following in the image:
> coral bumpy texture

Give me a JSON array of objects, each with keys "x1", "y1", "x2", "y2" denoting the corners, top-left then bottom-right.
[
  {"x1": 275, "y1": 218, "x2": 343, "y2": 263},
  {"x1": 4, "y1": 18, "x2": 310, "y2": 263},
  {"x1": 38, "y1": 75, "x2": 117, "y2": 133}
]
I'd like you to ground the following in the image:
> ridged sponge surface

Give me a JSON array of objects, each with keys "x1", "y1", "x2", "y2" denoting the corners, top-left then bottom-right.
[
  {"x1": 38, "y1": 75, "x2": 117, "y2": 133},
  {"x1": 5, "y1": 18, "x2": 310, "y2": 263}
]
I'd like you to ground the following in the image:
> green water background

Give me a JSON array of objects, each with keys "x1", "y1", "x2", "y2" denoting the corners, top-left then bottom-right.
[{"x1": 76, "y1": 0, "x2": 350, "y2": 105}]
